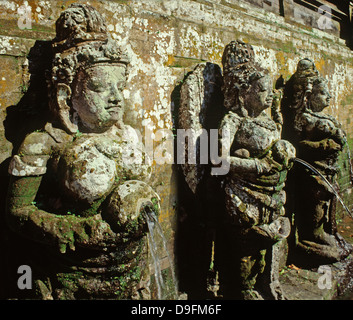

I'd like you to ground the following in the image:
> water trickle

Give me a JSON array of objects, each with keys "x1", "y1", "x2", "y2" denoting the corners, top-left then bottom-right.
[
  {"x1": 292, "y1": 158, "x2": 353, "y2": 219},
  {"x1": 343, "y1": 137, "x2": 353, "y2": 186},
  {"x1": 144, "y1": 205, "x2": 178, "y2": 299}
]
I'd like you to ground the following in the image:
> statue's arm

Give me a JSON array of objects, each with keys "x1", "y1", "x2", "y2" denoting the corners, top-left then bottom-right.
[
  {"x1": 299, "y1": 113, "x2": 346, "y2": 152},
  {"x1": 6, "y1": 132, "x2": 119, "y2": 253},
  {"x1": 218, "y1": 114, "x2": 281, "y2": 175},
  {"x1": 7, "y1": 175, "x2": 118, "y2": 253},
  {"x1": 228, "y1": 157, "x2": 271, "y2": 175},
  {"x1": 219, "y1": 113, "x2": 254, "y2": 173},
  {"x1": 299, "y1": 138, "x2": 342, "y2": 153}
]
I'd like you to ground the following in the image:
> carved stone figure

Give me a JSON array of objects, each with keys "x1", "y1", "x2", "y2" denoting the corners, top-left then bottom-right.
[
  {"x1": 178, "y1": 40, "x2": 295, "y2": 299},
  {"x1": 282, "y1": 58, "x2": 352, "y2": 264},
  {"x1": 6, "y1": 4, "x2": 159, "y2": 299},
  {"x1": 218, "y1": 41, "x2": 295, "y2": 299}
]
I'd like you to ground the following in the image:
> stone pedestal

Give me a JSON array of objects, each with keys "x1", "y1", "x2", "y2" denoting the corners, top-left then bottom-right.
[{"x1": 279, "y1": 256, "x2": 353, "y2": 300}]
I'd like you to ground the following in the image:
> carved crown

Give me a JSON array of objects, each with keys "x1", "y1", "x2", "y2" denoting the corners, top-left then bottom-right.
[
  {"x1": 221, "y1": 40, "x2": 268, "y2": 111},
  {"x1": 50, "y1": 3, "x2": 130, "y2": 88}
]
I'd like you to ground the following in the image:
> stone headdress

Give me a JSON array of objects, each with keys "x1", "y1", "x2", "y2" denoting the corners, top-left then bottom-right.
[
  {"x1": 284, "y1": 58, "x2": 328, "y2": 112},
  {"x1": 48, "y1": 4, "x2": 130, "y2": 119},
  {"x1": 221, "y1": 40, "x2": 269, "y2": 115}
]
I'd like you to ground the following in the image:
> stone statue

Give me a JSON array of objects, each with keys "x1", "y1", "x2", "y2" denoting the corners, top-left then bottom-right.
[
  {"x1": 282, "y1": 58, "x2": 352, "y2": 264},
  {"x1": 178, "y1": 40, "x2": 295, "y2": 299},
  {"x1": 218, "y1": 40, "x2": 295, "y2": 299},
  {"x1": 6, "y1": 4, "x2": 159, "y2": 299}
]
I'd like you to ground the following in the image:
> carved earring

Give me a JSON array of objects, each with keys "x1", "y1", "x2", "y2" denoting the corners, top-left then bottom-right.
[{"x1": 56, "y1": 83, "x2": 78, "y2": 134}]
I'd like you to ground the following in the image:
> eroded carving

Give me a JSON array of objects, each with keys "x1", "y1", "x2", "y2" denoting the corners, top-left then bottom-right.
[
  {"x1": 219, "y1": 41, "x2": 295, "y2": 299},
  {"x1": 178, "y1": 40, "x2": 295, "y2": 300},
  {"x1": 6, "y1": 4, "x2": 158, "y2": 299},
  {"x1": 282, "y1": 58, "x2": 353, "y2": 264}
]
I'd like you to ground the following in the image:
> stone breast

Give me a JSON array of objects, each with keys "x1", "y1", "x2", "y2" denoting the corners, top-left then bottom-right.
[
  {"x1": 58, "y1": 128, "x2": 151, "y2": 204},
  {"x1": 234, "y1": 117, "x2": 280, "y2": 157},
  {"x1": 59, "y1": 135, "x2": 120, "y2": 204}
]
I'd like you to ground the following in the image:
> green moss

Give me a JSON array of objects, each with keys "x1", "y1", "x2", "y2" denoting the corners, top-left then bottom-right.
[
  {"x1": 7, "y1": 176, "x2": 42, "y2": 210},
  {"x1": 110, "y1": 0, "x2": 131, "y2": 4},
  {"x1": 151, "y1": 197, "x2": 159, "y2": 214},
  {"x1": 80, "y1": 196, "x2": 107, "y2": 217},
  {"x1": 169, "y1": 56, "x2": 207, "y2": 68},
  {"x1": 341, "y1": 93, "x2": 353, "y2": 107}
]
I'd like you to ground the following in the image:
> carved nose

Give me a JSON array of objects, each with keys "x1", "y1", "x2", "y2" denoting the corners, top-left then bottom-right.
[
  {"x1": 109, "y1": 88, "x2": 123, "y2": 104},
  {"x1": 108, "y1": 96, "x2": 119, "y2": 104}
]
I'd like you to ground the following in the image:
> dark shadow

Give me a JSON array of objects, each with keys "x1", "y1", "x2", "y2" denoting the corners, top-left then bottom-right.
[
  {"x1": 275, "y1": 75, "x2": 285, "y2": 90},
  {"x1": 280, "y1": 72, "x2": 299, "y2": 268},
  {"x1": 171, "y1": 78, "x2": 209, "y2": 298},
  {"x1": 279, "y1": 0, "x2": 285, "y2": 17},
  {"x1": 172, "y1": 63, "x2": 228, "y2": 299},
  {"x1": 0, "y1": 39, "x2": 53, "y2": 299},
  {"x1": 334, "y1": 1, "x2": 353, "y2": 49},
  {"x1": 0, "y1": 157, "x2": 11, "y2": 299},
  {"x1": 3, "y1": 40, "x2": 52, "y2": 153}
]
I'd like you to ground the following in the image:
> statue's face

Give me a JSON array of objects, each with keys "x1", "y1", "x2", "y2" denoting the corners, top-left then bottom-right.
[
  {"x1": 244, "y1": 74, "x2": 273, "y2": 117},
  {"x1": 72, "y1": 64, "x2": 126, "y2": 132},
  {"x1": 310, "y1": 82, "x2": 331, "y2": 112}
]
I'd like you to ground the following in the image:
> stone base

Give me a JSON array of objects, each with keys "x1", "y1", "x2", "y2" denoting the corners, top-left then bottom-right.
[{"x1": 279, "y1": 256, "x2": 353, "y2": 300}]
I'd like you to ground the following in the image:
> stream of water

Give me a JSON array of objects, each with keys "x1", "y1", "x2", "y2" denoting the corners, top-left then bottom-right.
[
  {"x1": 142, "y1": 157, "x2": 352, "y2": 299},
  {"x1": 145, "y1": 208, "x2": 178, "y2": 299},
  {"x1": 292, "y1": 158, "x2": 353, "y2": 219},
  {"x1": 343, "y1": 137, "x2": 353, "y2": 186}
]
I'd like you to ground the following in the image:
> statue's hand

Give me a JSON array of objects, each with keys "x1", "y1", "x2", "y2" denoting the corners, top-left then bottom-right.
[
  {"x1": 232, "y1": 148, "x2": 250, "y2": 159},
  {"x1": 103, "y1": 180, "x2": 160, "y2": 237},
  {"x1": 54, "y1": 215, "x2": 118, "y2": 253},
  {"x1": 257, "y1": 154, "x2": 283, "y2": 175},
  {"x1": 321, "y1": 138, "x2": 343, "y2": 152},
  {"x1": 334, "y1": 128, "x2": 346, "y2": 147},
  {"x1": 252, "y1": 217, "x2": 291, "y2": 242},
  {"x1": 272, "y1": 140, "x2": 296, "y2": 168}
]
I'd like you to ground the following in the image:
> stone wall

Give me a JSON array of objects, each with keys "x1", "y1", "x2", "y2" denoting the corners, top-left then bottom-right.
[{"x1": 1, "y1": 0, "x2": 353, "y2": 298}]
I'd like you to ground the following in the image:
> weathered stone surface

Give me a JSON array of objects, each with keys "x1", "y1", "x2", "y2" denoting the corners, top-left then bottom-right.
[
  {"x1": 282, "y1": 58, "x2": 353, "y2": 265},
  {"x1": 280, "y1": 257, "x2": 353, "y2": 300},
  {"x1": 4, "y1": 4, "x2": 161, "y2": 300},
  {"x1": 178, "y1": 62, "x2": 223, "y2": 193},
  {"x1": 1, "y1": 0, "x2": 353, "y2": 230},
  {"x1": 1, "y1": 0, "x2": 353, "y2": 300},
  {"x1": 178, "y1": 40, "x2": 296, "y2": 300}
]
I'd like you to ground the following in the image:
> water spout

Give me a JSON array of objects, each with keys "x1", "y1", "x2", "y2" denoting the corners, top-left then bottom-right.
[
  {"x1": 343, "y1": 137, "x2": 353, "y2": 186},
  {"x1": 147, "y1": 211, "x2": 178, "y2": 298},
  {"x1": 146, "y1": 215, "x2": 165, "y2": 299},
  {"x1": 143, "y1": 204, "x2": 178, "y2": 299},
  {"x1": 292, "y1": 157, "x2": 353, "y2": 219}
]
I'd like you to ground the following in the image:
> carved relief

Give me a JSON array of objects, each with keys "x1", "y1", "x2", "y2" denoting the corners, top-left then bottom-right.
[
  {"x1": 6, "y1": 4, "x2": 159, "y2": 299},
  {"x1": 178, "y1": 40, "x2": 296, "y2": 299},
  {"x1": 282, "y1": 58, "x2": 353, "y2": 264}
]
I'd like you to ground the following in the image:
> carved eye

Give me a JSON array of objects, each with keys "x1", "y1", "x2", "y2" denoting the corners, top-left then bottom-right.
[
  {"x1": 258, "y1": 84, "x2": 267, "y2": 92},
  {"x1": 87, "y1": 79, "x2": 105, "y2": 92},
  {"x1": 116, "y1": 81, "x2": 125, "y2": 91}
]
